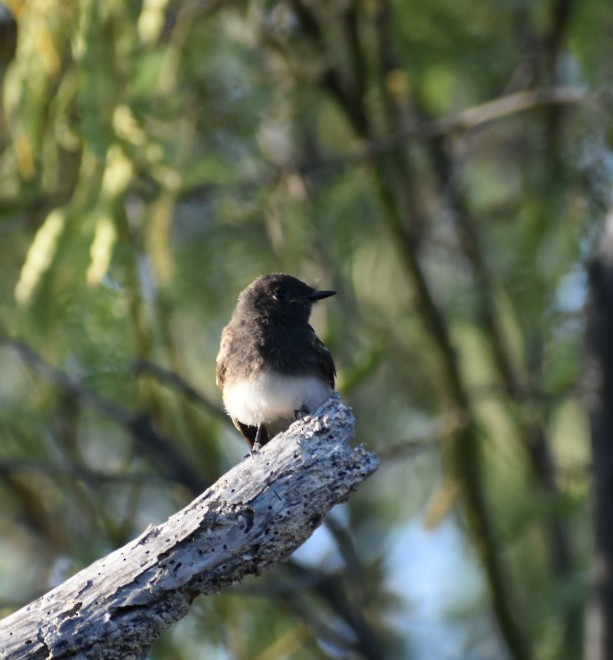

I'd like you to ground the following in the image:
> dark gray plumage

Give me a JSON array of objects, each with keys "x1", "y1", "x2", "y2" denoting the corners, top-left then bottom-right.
[{"x1": 216, "y1": 274, "x2": 336, "y2": 448}]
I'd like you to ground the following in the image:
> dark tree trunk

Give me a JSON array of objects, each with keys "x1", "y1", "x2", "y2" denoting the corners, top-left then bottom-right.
[{"x1": 586, "y1": 252, "x2": 613, "y2": 660}]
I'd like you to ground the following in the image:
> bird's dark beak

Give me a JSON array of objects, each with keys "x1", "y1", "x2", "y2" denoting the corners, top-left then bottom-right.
[{"x1": 308, "y1": 289, "x2": 336, "y2": 301}]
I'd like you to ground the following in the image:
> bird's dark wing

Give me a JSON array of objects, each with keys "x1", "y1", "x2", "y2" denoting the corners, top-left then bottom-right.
[
  {"x1": 312, "y1": 333, "x2": 336, "y2": 389},
  {"x1": 215, "y1": 329, "x2": 231, "y2": 389}
]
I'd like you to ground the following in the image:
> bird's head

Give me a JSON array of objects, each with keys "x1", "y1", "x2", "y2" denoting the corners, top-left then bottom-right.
[{"x1": 239, "y1": 274, "x2": 335, "y2": 324}]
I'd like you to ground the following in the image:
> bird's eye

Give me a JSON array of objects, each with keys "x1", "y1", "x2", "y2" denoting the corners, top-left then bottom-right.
[{"x1": 273, "y1": 289, "x2": 287, "y2": 301}]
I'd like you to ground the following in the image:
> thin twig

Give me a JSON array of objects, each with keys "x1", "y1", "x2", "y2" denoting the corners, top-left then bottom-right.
[
  {"x1": 1, "y1": 339, "x2": 208, "y2": 493},
  {"x1": 0, "y1": 458, "x2": 169, "y2": 485},
  {"x1": 133, "y1": 359, "x2": 226, "y2": 421},
  {"x1": 294, "y1": 86, "x2": 592, "y2": 176}
]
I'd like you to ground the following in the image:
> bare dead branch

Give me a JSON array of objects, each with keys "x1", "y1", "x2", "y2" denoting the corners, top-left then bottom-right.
[{"x1": 0, "y1": 395, "x2": 378, "y2": 659}]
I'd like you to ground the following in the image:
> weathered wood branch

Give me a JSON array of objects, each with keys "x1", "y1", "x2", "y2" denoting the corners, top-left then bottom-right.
[{"x1": 0, "y1": 395, "x2": 378, "y2": 659}]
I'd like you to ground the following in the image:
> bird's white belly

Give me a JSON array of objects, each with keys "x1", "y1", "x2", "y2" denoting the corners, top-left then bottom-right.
[{"x1": 222, "y1": 371, "x2": 332, "y2": 428}]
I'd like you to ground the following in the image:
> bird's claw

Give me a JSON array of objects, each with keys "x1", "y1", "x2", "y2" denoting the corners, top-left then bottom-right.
[{"x1": 294, "y1": 404, "x2": 310, "y2": 421}]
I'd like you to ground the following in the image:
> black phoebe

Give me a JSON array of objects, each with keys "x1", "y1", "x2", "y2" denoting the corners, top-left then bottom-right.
[{"x1": 216, "y1": 274, "x2": 336, "y2": 450}]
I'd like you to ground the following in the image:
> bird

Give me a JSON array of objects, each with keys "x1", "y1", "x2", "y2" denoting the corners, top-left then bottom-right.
[{"x1": 216, "y1": 273, "x2": 336, "y2": 450}]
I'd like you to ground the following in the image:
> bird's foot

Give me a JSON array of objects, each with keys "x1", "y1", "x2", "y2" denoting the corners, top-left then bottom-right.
[
  {"x1": 250, "y1": 424, "x2": 266, "y2": 457},
  {"x1": 294, "y1": 404, "x2": 310, "y2": 421}
]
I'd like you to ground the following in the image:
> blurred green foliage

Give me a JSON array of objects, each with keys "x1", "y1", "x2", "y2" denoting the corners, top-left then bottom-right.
[{"x1": 0, "y1": 0, "x2": 610, "y2": 657}]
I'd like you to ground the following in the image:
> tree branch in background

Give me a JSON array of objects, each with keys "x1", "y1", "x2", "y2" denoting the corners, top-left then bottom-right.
[
  {"x1": 1, "y1": 340, "x2": 209, "y2": 493},
  {"x1": 0, "y1": 395, "x2": 378, "y2": 659},
  {"x1": 0, "y1": 458, "x2": 168, "y2": 486},
  {"x1": 133, "y1": 359, "x2": 227, "y2": 421},
  {"x1": 173, "y1": 85, "x2": 592, "y2": 209},
  {"x1": 294, "y1": 86, "x2": 592, "y2": 177}
]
